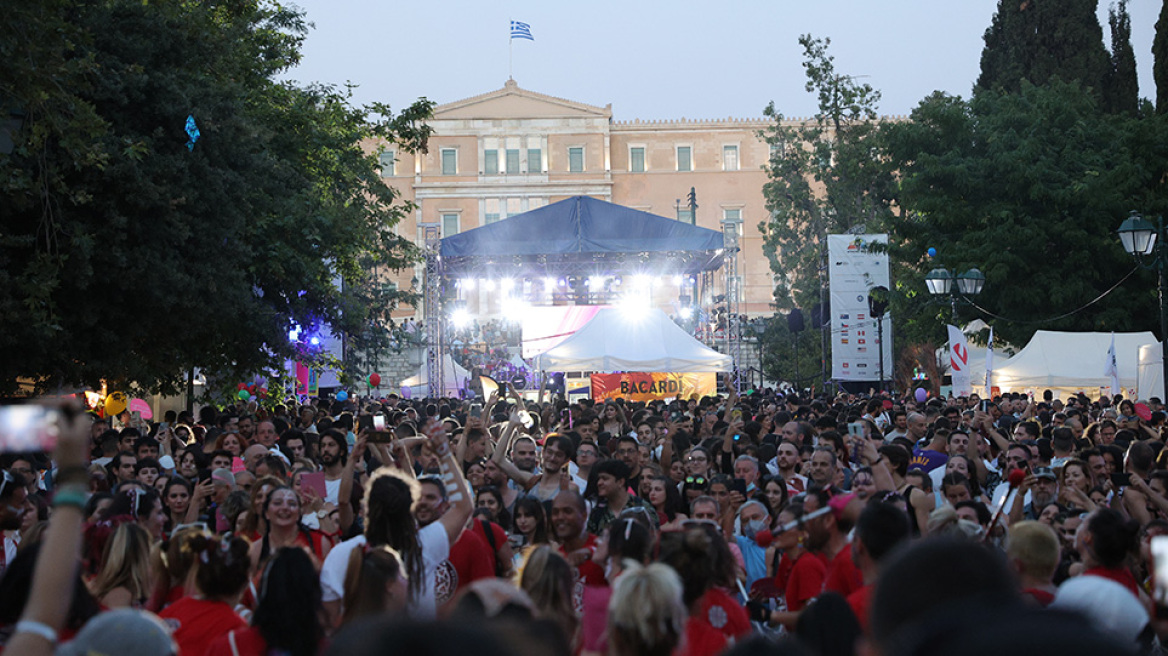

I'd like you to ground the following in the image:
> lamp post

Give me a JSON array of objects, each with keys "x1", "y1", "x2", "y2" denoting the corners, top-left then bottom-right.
[
  {"x1": 925, "y1": 267, "x2": 986, "y2": 322},
  {"x1": 1117, "y1": 211, "x2": 1168, "y2": 398}
]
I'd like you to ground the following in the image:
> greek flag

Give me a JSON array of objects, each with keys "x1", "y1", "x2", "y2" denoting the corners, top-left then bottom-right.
[{"x1": 510, "y1": 21, "x2": 534, "y2": 41}]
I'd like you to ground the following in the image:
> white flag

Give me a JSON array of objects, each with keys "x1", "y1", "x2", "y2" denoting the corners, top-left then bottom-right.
[
  {"x1": 984, "y1": 326, "x2": 994, "y2": 398},
  {"x1": 1104, "y1": 332, "x2": 1119, "y2": 396},
  {"x1": 948, "y1": 324, "x2": 972, "y2": 396}
]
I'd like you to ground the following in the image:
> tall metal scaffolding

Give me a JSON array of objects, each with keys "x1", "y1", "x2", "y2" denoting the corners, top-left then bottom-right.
[
  {"x1": 722, "y1": 217, "x2": 743, "y2": 391},
  {"x1": 422, "y1": 224, "x2": 444, "y2": 398}
]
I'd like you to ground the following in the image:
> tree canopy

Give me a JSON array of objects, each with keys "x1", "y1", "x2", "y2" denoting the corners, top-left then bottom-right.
[{"x1": 0, "y1": 0, "x2": 432, "y2": 395}]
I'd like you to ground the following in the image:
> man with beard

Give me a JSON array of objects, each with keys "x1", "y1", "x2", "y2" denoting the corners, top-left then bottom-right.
[
  {"x1": 767, "y1": 439, "x2": 806, "y2": 495},
  {"x1": 238, "y1": 415, "x2": 256, "y2": 444},
  {"x1": 319, "y1": 430, "x2": 348, "y2": 505},
  {"x1": 510, "y1": 436, "x2": 539, "y2": 474},
  {"x1": 481, "y1": 459, "x2": 519, "y2": 513},
  {"x1": 551, "y1": 490, "x2": 606, "y2": 612},
  {"x1": 414, "y1": 475, "x2": 496, "y2": 607},
  {"x1": 1011, "y1": 466, "x2": 1059, "y2": 522},
  {"x1": 804, "y1": 487, "x2": 864, "y2": 597}
]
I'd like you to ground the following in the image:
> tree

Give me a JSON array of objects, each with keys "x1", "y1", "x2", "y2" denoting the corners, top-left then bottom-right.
[
  {"x1": 759, "y1": 35, "x2": 896, "y2": 313},
  {"x1": 0, "y1": 0, "x2": 432, "y2": 395},
  {"x1": 1156, "y1": 0, "x2": 1168, "y2": 112},
  {"x1": 977, "y1": 0, "x2": 1112, "y2": 105},
  {"x1": 882, "y1": 81, "x2": 1168, "y2": 348},
  {"x1": 1105, "y1": 0, "x2": 1139, "y2": 116}
]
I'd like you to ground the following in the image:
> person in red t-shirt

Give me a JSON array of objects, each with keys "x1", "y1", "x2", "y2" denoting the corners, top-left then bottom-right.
[
  {"x1": 1077, "y1": 507, "x2": 1143, "y2": 600},
  {"x1": 753, "y1": 504, "x2": 827, "y2": 628},
  {"x1": 206, "y1": 547, "x2": 325, "y2": 656},
  {"x1": 804, "y1": 488, "x2": 863, "y2": 597},
  {"x1": 551, "y1": 491, "x2": 607, "y2": 613},
  {"x1": 846, "y1": 500, "x2": 911, "y2": 632},
  {"x1": 159, "y1": 534, "x2": 250, "y2": 656}
]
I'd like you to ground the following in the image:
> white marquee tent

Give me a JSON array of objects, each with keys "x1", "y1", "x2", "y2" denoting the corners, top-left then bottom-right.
[
  {"x1": 400, "y1": 354, "x2": 472, "y2": 397},
  {"x1": 987, "y1": 330, "x2": 1156, "y2": 397},
  {"x1": 1138, "y1": 343, "x2": 1165, "y2": 400},
  {"x1": 533, "y1": 308, "x2": 732, "y2": 372}
]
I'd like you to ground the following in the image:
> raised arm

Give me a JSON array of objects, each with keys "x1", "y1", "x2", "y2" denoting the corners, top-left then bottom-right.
[
  {"x1": 424, "y1": 419, "x2": 473, "y2": 545},
  {"x1": 337, "y1": 432, "x2": 368, "y2": 534},
  {"x1": 7, "y1": 404, "x2": 88, "y2": 656}
]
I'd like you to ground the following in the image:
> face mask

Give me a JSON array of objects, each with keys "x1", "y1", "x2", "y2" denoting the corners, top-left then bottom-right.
[{"x1": 742, "y1": 518, "x2": 768, "y2": 541}]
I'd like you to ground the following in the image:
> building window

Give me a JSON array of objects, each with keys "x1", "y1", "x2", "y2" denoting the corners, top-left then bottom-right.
[
  {"x1": 484, "y1": 150, "x2": 499, "y2": 175},
  {"x1": 677, "y1": 146, "x2": 691, "y2": 172},
  {"x1": 441, "y1": 213, "x2": 459, "y2": 236},
  {"x1": 441, "y1": 148, "x2": 457, "y2": 175},
  {"x1": 485, "y1": 199, "x2": 500, "y2": 224},
  {"x1": 379, "y1": 151, "x2": 395, "y2": 177},
  {"x1": 678, "y1": 209, "x2": 694, "y2": 225},
  {"x1": 723, "y1": 145, "x2": 739, "y2": 171},
  {"x1": 506, "y1": 149, "x2": 520, "y2": 174},
  {"x1": 506, "y1": 198, "x2": 522, "y2": 217},
  {"x1": 769, "y1": 142, "x2": 785, "y2": 162},
  {"x1": 724, "y1": 208, "x2": 741, "y2": 222},
  {"x1": 527, "y1": 148, "x2": 542, "y2": 173},
  {"x1": 630, "y1": 146, "x2": 646, "y2": 173},
  {"x1": 569, "y1": 147, "x2": 584, "y2": 172}
]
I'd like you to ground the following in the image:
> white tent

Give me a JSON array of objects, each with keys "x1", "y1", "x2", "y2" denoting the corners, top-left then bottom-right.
[
  {"x1": 1138, "y1": 343, "x2": 1164, "y2": 400},
  {"x1": 532, "y1": 308, "x2": 732, "y2": 372},
  {"x1": 989, "y1": 330, "x2": 1156, "y2": 397},
  {"x1": 400, "y1": 354, "x2": 472, "y2": 396}
]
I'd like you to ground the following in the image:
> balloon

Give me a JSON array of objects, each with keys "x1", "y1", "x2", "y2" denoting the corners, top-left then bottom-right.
[
  {"x1": 238, "y1": 389, "x2": 251, "y2": 401},
  {"x1": 927, "y1": 247, "x2": 936, "y2": 258},
  {"x1": 103, "y1": 391, "x2": 128, "y2": 417},
  {"x1": 237, "y1": 383, "x2": 247, "y2": 390},
  {"x1": 369, "y1": 373, "x2": 381, "y2": 387},
  {"x1": 336, "y1": 390, "x2": 349, "y2": 402},
  {"x1": 401, "y1": 386, "x2": 412, "y2": 399},
  {"x1": 914, "y1": 388, "x2": 928, "y2": 403},
  {"x1": 129, "y1": 398, "x2": 153, "y2": 420}
]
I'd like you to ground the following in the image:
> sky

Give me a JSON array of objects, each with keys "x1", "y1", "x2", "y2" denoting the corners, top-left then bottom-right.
[{"x1": 280, "y1": 0, "x2": 1163, "y2": 121}]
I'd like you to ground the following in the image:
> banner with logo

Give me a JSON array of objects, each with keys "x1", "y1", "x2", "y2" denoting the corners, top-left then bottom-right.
[
  {"x1": 828, "y1": 234, "x2": 893, "y2": 381},
  {"x1": 947, "y1": 324, "x2": 972, "y2": 396},
  {"x1": 590, "y1": 372, "x2": 716, "y2": 402}
]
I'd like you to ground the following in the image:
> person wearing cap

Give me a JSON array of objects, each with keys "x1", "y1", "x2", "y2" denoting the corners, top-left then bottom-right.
[{"x1": 1011, "y1": 466, "x2": 1059, "y2": 523}]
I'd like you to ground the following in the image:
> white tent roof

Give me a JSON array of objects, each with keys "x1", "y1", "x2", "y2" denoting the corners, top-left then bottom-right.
[
  {"x1": 400, "y1": 354, "x2": 472, "y2": 395},
  {"x1": 533, "y1": 308, "x2": 732, "y2": 372},
  {"x1": 991, "y1": 330, "x2": 1156, "y2": 395},
  {"x1": 1138, "y1": 343, "x2": 1164, "y2": 400}
]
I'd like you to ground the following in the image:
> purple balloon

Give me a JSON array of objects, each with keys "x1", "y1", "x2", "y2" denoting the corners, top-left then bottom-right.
[
  {"x1": 400, "y1": 386, "x2": 412, "y2": 399},
  {"x1": 914, "y1": 388, "x2": 928, "y2": 403}
]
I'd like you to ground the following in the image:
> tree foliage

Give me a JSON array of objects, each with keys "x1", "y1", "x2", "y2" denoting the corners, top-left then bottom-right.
[
  {"x1": 882, "y1": 81, "x2": 1168, "y2": 348},
  {"x1": 978, "y1": 0, "x2": 1111, "y2": 101},
  {"x1": 759, "y1": 35, "x2": 896, "y2": 313},
  {"x1": 0, "y1": 0, "x2": 432, "y2": 395},
  {"x1": 1156, "y1": 0, "x2": 1168, "y2": 113},
  {"x1": 1105, "y1": 0, "x2": 1139, "y2": 116}
]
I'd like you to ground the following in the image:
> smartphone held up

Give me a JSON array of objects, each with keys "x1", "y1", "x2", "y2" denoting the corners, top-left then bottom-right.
[{"x1": 0, "y1": 405, "x2": 60, "y2": 453}]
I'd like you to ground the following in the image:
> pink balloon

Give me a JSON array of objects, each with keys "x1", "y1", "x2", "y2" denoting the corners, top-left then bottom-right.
[{"x1": 914, "y1": 388, "x2": 928, "y2": 403}]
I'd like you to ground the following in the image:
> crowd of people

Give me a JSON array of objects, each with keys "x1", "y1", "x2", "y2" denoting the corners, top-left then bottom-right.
[{"x1": 0, "y1": 385, "x2": 1165, "y2": 655}]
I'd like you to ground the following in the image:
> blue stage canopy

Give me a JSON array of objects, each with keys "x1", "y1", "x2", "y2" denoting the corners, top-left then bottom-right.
[{"x1": 439, "y1": 196, "x2": 725, "y2": 276}]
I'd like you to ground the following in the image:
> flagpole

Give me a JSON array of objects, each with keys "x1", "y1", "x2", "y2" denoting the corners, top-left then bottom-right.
[{"x1": 508, "y1": 21, "x2": 513, "y2": 80}]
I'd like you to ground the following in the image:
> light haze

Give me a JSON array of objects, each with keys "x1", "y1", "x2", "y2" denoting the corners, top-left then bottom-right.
[{"x1": 283, "y1": 0, "x2": 1161, "y2": 120}]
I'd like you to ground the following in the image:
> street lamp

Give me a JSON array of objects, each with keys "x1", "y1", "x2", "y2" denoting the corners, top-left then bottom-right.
[
  {"x1": 926, "y1": 267, "x2": 985, "y2": 321},
  {"x1": 1117, "y1": 210, "x2": 1167, "y2": 398}
]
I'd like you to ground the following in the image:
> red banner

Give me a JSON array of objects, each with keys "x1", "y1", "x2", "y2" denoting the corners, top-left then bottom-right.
[{"x1": 590, "y1": 372, "x2": 716, "y2": 402}]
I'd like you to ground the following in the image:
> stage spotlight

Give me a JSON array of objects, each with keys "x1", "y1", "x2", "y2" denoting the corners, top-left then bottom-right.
[
  {"x1": 451, "y1": 308, "x2": 473, "y2": 328},
  {"x1": 309, "y1": 336, "x2": 321, "y2": 346},
  {"x1": 679, "y1": 306, "x2": 694, "y2": 320},
  {"x1": 501, "y1": 278, "x2": 515, "y2": 292},
  {"x1": 483, "y1": 279, "x2": 496, "y2": 291},
  {"x1": 672, "y1": 275, "x2": 684, "y2": 286},
  {"x1": 544, "y1": 277, "x2": 556, "y2": 289},
  {"x1": 614, "y1": 276, "x2": 623, "y2": 286},
  {"x1": 461, "y1": 278, "x2": 476, "y2": 290},
  {"x1": 288, "y1": 326, "x2": 301, "y2": 342}
]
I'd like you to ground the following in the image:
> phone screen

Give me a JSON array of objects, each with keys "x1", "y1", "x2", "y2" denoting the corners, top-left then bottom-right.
[
  {"x1": 470, "y1": 403, "x2": 482, "y2": 419},
  {"x1": 0, "y1": 405, "x2": 60, "y2": 453}
]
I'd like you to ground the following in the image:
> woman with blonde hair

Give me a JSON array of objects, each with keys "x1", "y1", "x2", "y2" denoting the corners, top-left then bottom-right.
[
  {"x1": 518, "y1": 545, "x2": 579, "y2": 649},
  {"x1": 87, "y1": 522, "x2": 154, "y2": 609},
  {"x1": 607, "y1": 560, "x2": 687, "y2": 656}
]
